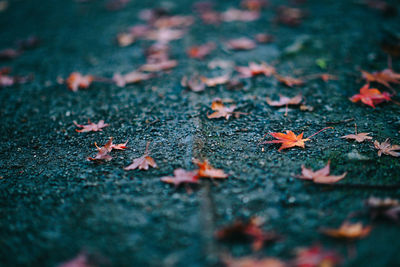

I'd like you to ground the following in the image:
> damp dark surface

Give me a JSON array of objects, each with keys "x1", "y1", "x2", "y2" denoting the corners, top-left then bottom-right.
[{"x1": 0, "y1": 0, "x2": 400, "y2": 266}]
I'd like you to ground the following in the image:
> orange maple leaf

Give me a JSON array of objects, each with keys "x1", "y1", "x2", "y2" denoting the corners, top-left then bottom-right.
[
  {"x1": 261, "y1": 127, "x2": 332, "y2": 151},
  {"x1": 350, "y1": 84, "x2": 391, "y2": 108},
  {"x1": 66, "y1": 72, "x2": 94, "y2": 92},
  {"x1": 87, "y1": 137, "x2": 127, "y2": 162},
  {"x1": 321, "y1": 221, "x2": 372, "y2": 240},
  {"x1": 193, "y1": 159, "x2": 228, "y2": 179}
]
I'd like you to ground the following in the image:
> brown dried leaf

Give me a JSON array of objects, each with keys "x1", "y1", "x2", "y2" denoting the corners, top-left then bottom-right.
[
  {"x1": 374, "y1": 139, "x2": 400, "y2": 157},
  {"x1": 341, "y1": 133, "x2": 372, "y2": 143},
  {"x1": 66, "y1": 72, "x2": 94, "y2": 92}
]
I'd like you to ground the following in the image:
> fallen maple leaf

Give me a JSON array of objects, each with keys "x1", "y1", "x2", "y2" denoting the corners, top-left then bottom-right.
[
  {"x1": 223, "y1": 255, "x2": 286, "y2": 267},
  {"x1": 365, "y1": 196, "x2": 400, "y2": 222},
  {"x1": 236, "y1": 62, "x2": 276, "y2": 78},
  {"x1": 73, "y1": 119, "x2": 109, "y2": 133},
  {"x1": 112, "y1": 71, "x2": 153, "y2": 87},
  {"x1": 57, "y1": 252, "x2": 93, "y2": 267},
  {"x1": 66, "y1": 72, "x2": 94, "y2": 92},
  {"x1": 160, "y1": 168, "x2": 199, "y2": 186},
  {"x1": 350, "y1": 84, "x2": 391, "y2": 108},
  {"x1": 124, "y1": 142, "x2": 157, "y2": 171},
  {"x1": 193, "y1": 159, "x2": 228, "y2": 179},
  {"x1": 181, "y1": 75, "x2": 206, "y2": 92},
  {"x1": 221, "y1": 8, "x2": 260, "y2": 22},
  {"x1": 200, "y1": 73, "x2": 231, "y2": 87},
  {"x1": 293, "y1": 245, "x2": 342, "y2": 267},
  {"x1": 295, "y1": 160, "x2": 347, "y2": 184},
  {"x1": 145, "y1": 28, "x2": 184, "y2": 43},
  {"x1": 341, "y1": 132, "x2": 372, "y2": 143},
  {"x1": 261, "y1": 127, "x2": 332, "y2": 151},
  {"x1": 321, "y1": 221, "x2": 372, "y2": 240},
  {"x1": 341, "y1": 124, "x2": 372, "y2": 143},
  {"x1": 187, "y1": 42, "x2": 216, "y2": 59},
  {"x1": 140, "y1": 59, "x2": 177, "y2": 72},
  {"x1": 207, "y1": 99, "x2": 244, "y2": 120},
  {"x1": 216, "y1": 217, "x2": 280, "y2": 251},
  {"x1": 87, "y1": 137, "x2": 127, "y2": 162},
  {"x1": 226, "y1": 38, "x2": 256, "y2": 51},
  {"x1": 152, "y1": 15, "x2": 194, "y2": 29},
  {"x1": 266, "y1": 94, "x2": 302, "y2": 116},
  {"x1": 274, "y1": 74, "x2": 304, "y2": 87},
  {"x1": 0, "y1": 67, "x2": 31, "y2": 87},
  {"x1": 361, "y1": 68, "x2": 400, "y2": 88},
  {"x1": 319, "y1": 73, "x2": 338, "y2": 82},
  {"x1": 374, "y1": 139, "x2": 400, "y2": 157}
]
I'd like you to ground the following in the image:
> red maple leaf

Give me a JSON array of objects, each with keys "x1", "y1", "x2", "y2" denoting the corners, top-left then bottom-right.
[
  {"x1": 261, "y1": 127, "x2": 332, "y2": 151},
  {"x1": 350, "y1": 84, "x2": 391, "y2": 108},
  {"x1": 66, "y1": 72, "x2": 94, "y2": 92}
]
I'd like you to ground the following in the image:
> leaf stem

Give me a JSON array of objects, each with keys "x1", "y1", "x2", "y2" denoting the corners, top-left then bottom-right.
[{"x1": 307, "y1": 127, "x2": 333, "y2": 139}]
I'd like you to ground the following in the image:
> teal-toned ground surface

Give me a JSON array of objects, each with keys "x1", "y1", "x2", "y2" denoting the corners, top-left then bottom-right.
[{"x1": 0, "y1": 0, "x2": 400, "y2": 266}]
